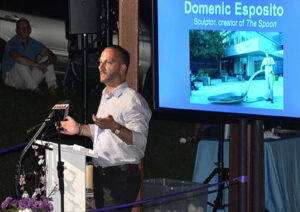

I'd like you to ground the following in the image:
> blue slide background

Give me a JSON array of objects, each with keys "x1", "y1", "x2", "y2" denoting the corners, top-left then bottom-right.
[{"x1": 156, "y1": 0, "x2": 300, "y2": 118}]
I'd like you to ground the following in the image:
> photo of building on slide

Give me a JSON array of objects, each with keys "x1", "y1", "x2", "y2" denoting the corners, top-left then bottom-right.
[{"x1": 189, "y1": 30, "x2": 284, "y2": 110}]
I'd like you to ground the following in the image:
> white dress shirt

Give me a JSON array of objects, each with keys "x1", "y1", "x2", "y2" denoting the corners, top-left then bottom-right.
[{"x1": 89, "y1": 82, "x2": 152, "y2": 167}]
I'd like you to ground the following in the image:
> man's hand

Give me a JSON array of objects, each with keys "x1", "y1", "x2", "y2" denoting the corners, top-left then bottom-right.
[
  {"x1": 186, "y1": 135, "x2": 198, "y2": 143},
  {"x1": 47, "y1": 49, "x2": 57, "y2": 64},
  {"x1": 92, "y1": 114, "x2": 119, "y2": 131},
  {"x1": 60, "y1": 116, "x2": 79, "y2": 135},
  {"x1": 42, "y1": 48, "x2": 57, "y2": 65},
  {"x1": 37, "y1": 62, "x2": 48, "y2": 73},
  {"x1": 92, "y1": 114, "x2": 133, "y2": 145}
]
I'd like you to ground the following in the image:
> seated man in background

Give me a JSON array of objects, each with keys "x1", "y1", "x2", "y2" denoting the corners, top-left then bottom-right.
[{"x1": 1, "y1": 18, "x2": 57, "y2": 95}]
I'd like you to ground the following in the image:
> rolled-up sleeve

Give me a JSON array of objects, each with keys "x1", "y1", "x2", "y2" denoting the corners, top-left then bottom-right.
[
  {"x1": 89, "y1": 124, "x2": 96, "y2": 140},
  {"x1": 123, "y1": 94, "x2": 152, "y2": 151}
]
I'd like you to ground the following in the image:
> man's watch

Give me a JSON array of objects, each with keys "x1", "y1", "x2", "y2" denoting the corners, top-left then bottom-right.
[{"x1": 114, "y1": 124, "x2": 122, "y2": 135}]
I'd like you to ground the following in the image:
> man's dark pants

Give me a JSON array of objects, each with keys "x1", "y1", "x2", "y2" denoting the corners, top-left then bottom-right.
[{"x1": 93, "y1": 164, "x2": 140, "y2": 212}]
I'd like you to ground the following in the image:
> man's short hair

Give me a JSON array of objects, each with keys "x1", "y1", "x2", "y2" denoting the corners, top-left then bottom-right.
[
  {"x1": 106, "y1": 45, "x2": 130, "y2": 69},
  {"x1": 16, "y1": 18, "x2": 31, "y2": 29}
]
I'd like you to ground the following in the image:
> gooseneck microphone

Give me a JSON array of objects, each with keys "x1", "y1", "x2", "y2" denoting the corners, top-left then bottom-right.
[
  {"x1": 45, "y1": 100, "x2": 71, "y2": 123},
  {"x1": 15, "y1": 100, "x2": 71, "y2": 198}
]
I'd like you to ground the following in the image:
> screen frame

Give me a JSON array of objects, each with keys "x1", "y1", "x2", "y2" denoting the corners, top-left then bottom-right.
[{"x1": 151, "y1": 0, "x2": 300, "y2": 127}]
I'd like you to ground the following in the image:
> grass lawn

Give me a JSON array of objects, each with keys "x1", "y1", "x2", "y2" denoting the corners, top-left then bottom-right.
[{"x1": 0, "y1": 80, "x2": 198, "y2": 202}]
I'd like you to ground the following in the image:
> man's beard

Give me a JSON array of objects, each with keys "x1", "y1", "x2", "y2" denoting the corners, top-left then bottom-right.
[{"x1": 100, "y1": 69, "x2": 118, "y2": 84}]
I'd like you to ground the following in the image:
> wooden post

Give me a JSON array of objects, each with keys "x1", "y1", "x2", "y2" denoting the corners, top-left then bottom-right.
[
  {"x1": 119, "y1": 1, "x2": 142, "y2": 212},
  {"x1": 119, "y1": 0, "x2": 139, "y2": 91},
  {"x1": 229, "y1": 123, "x2": 239, "y2": 212}
]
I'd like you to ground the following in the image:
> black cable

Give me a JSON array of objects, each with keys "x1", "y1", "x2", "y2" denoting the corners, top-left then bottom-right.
[{"x1": 55, "y1": 121, "x2": 65, "y2": 212}]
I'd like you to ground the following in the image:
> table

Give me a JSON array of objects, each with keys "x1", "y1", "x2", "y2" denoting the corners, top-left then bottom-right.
[{"x1": 192, "y1": 136, "x2": 300, "y2": 212}]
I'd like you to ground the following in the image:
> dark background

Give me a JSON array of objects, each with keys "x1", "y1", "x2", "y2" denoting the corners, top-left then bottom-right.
[
  {"x1": 0, "y1": 0, "x2": 200, "y2": 203},
  {"x1": 0, "y1": 0, "x2": 152, "y2": 27}
]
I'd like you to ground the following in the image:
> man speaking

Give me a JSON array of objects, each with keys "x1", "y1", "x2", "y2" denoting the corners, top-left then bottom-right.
[{"x1": 60, "y1": 45, "x2": 152, "y2": 211}]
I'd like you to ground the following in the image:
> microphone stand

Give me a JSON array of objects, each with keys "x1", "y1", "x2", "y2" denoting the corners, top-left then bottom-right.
[
  {"x1": 55, "y1": 121, "x2": 65, "y2": 212},
  {"x1": 203, "y1": 120, "x2": 229, "y2": 212},
  {"x1": 15, "y1": 114, "x2": 66, "y2": 212}
]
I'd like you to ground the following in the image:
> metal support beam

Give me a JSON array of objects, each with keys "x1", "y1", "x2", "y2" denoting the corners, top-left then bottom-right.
[
  {"x1": 251, "y1": 120, "x2": 265, "y2": 212},
  {"x1": 238, "y1": 119, "x2": 248, "y2": 212}
]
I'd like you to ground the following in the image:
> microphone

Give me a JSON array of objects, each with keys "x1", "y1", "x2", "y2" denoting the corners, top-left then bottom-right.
[{"x1": 45, "y1": 100, "x2": 70, "y2": 123}]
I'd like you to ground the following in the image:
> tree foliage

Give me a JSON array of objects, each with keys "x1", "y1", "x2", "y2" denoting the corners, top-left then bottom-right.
[{"x1": 190, "y1": 30, "x2": 226, "y2": 60}]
